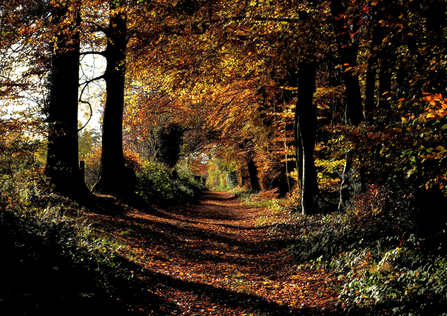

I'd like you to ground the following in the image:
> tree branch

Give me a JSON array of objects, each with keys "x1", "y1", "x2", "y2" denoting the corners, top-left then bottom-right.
[{"x1": 80, "y1": 51, "x2": 106, "y2": 57}]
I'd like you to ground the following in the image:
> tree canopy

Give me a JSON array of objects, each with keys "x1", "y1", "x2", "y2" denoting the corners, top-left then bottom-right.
[{"x1": 1, "y1": 0, "x2": 446, "y2": 212}]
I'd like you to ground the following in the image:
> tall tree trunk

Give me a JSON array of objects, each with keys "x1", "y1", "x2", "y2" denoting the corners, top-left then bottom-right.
[
  {"x1": 331, "y1": 0, "x2": 365, "y2": 210},
  {"x1": 295, "y1": 61, "x2": 318, "y2": 215},
  {"x1": 330, "y1": 0, "x2": 364, "y2": 126},
  {"x1": 238, "y1": 162, "x2": 250, "y2": 189},
  {"x1": 283, "y1": 67, "x2": 299, "y2": 193},
  {"x1": 293, "y1": 3, "x2": 319, "y2": 215},
  {"x1": 93, "y1": 1, "x2": 131, "y2": 195},
  {"x1": 45, "y1": 2, "x2": 89, "y2": 198}
]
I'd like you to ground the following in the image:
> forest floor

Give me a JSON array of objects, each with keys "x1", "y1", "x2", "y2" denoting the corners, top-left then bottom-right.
[{"x1": 86, "y1": 191, "x2": 340, "y2": 315}]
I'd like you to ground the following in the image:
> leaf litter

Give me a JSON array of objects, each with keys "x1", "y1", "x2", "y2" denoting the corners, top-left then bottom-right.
[{"x1": 84, "y1": 191, "x2": 339, "y2": 315}]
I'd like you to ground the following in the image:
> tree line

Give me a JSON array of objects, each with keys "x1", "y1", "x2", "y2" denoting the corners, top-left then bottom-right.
[{"x1": 1, "y1": 0, "x2": 446, "y2": 216}]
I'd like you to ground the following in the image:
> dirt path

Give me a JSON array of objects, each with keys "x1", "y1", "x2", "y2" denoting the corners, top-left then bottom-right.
[{"x1": 88, "y1": 191, "x2": 338, "y2": 315}]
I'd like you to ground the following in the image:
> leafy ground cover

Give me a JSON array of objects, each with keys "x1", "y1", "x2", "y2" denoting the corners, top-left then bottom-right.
[
  {"x1": 0, "y1": 195, "x2": 171, "y2": 315},
  {"x1": 3, "y1": 167, "x2": 447, "y2": 315},
  {"x1": 78, "y1": 191, "x2": 340, "y2": 315},
  {"x1": 271, "y1": 185, "x2": 447, "y2": 315}
]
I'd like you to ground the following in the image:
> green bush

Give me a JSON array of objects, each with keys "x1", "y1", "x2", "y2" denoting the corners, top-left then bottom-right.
[
  {"x1": 279, "y1": 185, "x2": 414, "y2": 262},
  {"x1": 337, "y1": 234, "x2": 447, "y2": 315},
  {"x1": 135, "y1": 160, "x2": 204, "y2": 205}
]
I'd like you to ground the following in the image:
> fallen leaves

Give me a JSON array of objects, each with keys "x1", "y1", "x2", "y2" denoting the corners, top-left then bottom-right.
[{"x1": 86, "y1": 191, "x2": 339, "y2": 314}]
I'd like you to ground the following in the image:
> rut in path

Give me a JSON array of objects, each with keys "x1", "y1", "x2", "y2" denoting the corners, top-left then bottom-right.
[{"x1": 88, "y1": 191, "x2": 338, "y2": 315}]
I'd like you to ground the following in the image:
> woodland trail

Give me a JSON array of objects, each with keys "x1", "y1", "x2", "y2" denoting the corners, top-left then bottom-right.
[{"x1": 87, "y1": 191, "x2": 339, "y2": 315}]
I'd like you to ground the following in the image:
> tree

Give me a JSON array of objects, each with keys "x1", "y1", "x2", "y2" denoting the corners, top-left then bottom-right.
[
  {"x1": 92, "y1": 0, "x2": 131, "y2": 195},
  {"x1": 123, "y1": 0, "x2": 327, "y2": 212},
  {"x1": 330, "y1": 0, "x2": 366, "y2": 211},
  {"x1": 78, "y1": 128, "x2": 97, "y2": 159},
  {"x1": 155, "y1": 122, "x2": 184, "y2": 169},
  {"x1": 293, "y1": 1, "x2": 328, "y2": 215},
  {"x1": 45, "y1": 0, "x2": 90, "y2": 198},
  {"x1": 294, "y1": 61, "x2": 319, "y2": 214},
  {"x1": 330, "y1": 0, "x2": 364, "y2": 126}
]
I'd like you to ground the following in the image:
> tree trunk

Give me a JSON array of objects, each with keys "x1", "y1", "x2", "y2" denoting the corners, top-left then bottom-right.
[
  {"x1": 295, "y1": 61, "x2": 318, "y2": 215},
  {"x1": 238, "y1": 163, "x2": 250, "y2": 189},
  {"x1": 330, "y1": 0, "x2": 366, "y2": 210},
  {"x1": 282, "y1": 67, "x2": 298, "y2": 192},
  {"x1": 247, "y1": 156, "x2": 261, "y2": 192},
  {"x1": 93, "y1": 1, "x2": 131, "y2": 195},
  {"x1": 45, "y1": 3, "x2": 89, "y2": 198},
  {"x1": 330, "y1": 0, "x2": 364, "y2": 126}
]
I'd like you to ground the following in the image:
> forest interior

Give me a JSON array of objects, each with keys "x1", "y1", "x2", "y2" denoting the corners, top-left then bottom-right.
[{"x1": 1, "y1": 0, "x2": 447, "y2": 315}]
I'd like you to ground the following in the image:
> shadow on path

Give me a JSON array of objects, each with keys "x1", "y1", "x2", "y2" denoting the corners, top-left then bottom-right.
[{"x1": 83, "y1": 190, "x2": 340, "y2": 315}]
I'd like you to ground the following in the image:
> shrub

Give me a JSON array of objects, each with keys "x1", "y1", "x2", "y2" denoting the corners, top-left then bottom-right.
[
  {"x1": 0, "y1": 128, "x2": 156, "y2": 314},
  {"x1": 135, "y1": 160, "x2": 203, "y2": 205},
  {"x1": 0, "y1": 120, "x2": 45, "y2": 213},
  {"x1": 279, "y1": 184, "x2": 414, "y2": 262},
  {"x1": 275, "y1": 183, "x2": 447, "y2": 314},
  {"x1": 0, "y1": 193, "x2": 162, "y2": 315},
  {"x1": 337, "y1": 235, "x2": 447, "y2": 315}
]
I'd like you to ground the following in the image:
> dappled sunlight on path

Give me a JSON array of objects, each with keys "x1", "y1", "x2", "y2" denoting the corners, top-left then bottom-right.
[{"x1": 86, "y1": 191, "x2": 338, "y2": 315}]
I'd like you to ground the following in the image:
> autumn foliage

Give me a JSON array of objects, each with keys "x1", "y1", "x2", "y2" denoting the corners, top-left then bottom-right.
[{"x1": 2, "y1": 0, "x2": 447, "y2": 314}]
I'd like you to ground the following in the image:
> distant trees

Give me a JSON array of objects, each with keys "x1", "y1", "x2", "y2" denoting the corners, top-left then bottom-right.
[{"x1": 117, "y1": 0, "x2": 447, "y2": 213}]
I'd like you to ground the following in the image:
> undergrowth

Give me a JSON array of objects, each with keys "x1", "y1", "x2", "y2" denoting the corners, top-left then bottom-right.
[
  {"x1": 0, "y1": 185, "x2": 164, "y2": 315},
  {"x1": 5, "y1": 126, "x2": 447, "y2": 315},
  {"x1": 271, "y1": 184, "x2": 447, "y2": 315},
  {"x1": 0, "y1": 137, "x2": 162, "y2": 315},
  {"x1": 135, "y1": 159, "x2": 205, "y2": 205}
]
